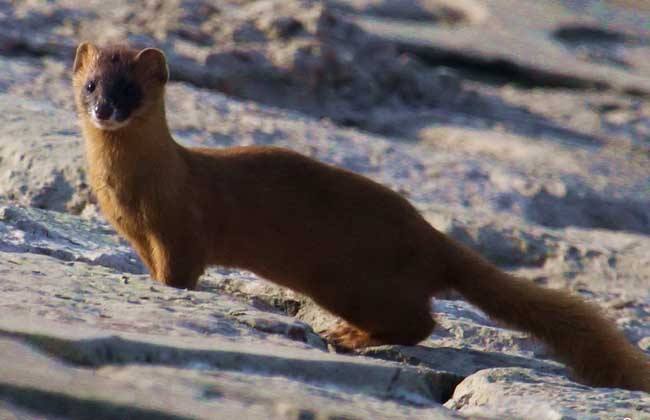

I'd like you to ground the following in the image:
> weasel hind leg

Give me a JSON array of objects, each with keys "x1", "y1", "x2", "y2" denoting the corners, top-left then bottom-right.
[
  {"x1": 323, "y1": 298, "x2": 435, "y2": 349},
  {"x1": 369, "y1": 300, "x2": 435, "y2": 346},
  {"x1": 323, "y1": 321, "x2": 382, "y2": 349}
]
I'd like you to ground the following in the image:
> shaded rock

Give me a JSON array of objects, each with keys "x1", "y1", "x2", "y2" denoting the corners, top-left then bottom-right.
[
  {"x1": 0, "y1": 402, "x2": 66, "y2": 420},
  {"x1": 429, "y1": 214, "x2": 556, "y2": 267},
  {"x1": 203, "y1": 272, "x2": 305, "y2": 316},
  {"x1": 526, "y1": 186, "x2": 650, "y2": 235},
  {"x1": 359, "y1": 346, "x2": 562, "y2": 380},
  {"x1": 327, "y1": 0, "x2": 488, "y2": 24},
  {"x1": 227, "y1": 309, "x2": 328, "y2": 350},
  {"x1": 0, "y1": 204, "x2": 144, "y2": 274}
]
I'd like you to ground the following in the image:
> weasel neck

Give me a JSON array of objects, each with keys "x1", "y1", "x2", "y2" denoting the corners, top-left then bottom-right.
[{"x1": 82, "y1": 100, "x2": 186, "y2": 186}]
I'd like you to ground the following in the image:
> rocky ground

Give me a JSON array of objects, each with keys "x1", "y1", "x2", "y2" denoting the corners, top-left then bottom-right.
[{"x1": 0, "y1": 0, "x2": 649, "y2": 418}]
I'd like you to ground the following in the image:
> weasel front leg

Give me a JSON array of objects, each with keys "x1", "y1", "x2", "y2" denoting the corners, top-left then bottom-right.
[
  {"x1": 128, "y1": 238, "x2": 157, "y2": 277},
  {"x1": 148, "y1": 236, "x2": 205, "y2": 290}
]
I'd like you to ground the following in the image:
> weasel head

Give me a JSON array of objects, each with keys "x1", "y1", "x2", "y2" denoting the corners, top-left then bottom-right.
[{"x1": 72, "y1": 42, "x2": 169, "y2": 132}]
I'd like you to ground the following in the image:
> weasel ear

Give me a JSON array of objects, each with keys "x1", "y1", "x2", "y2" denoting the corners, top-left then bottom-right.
[
  {"x1": 135, "y1": 48, "x2": 169, "y2": 84},
  {"x1": 73, "y1": 42, "x2": 97, "y2": 74}
]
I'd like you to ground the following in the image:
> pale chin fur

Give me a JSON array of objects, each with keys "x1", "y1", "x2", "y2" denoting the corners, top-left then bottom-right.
[{"x1": 89, "y1": 113, "x2": 131, "y2": 131}]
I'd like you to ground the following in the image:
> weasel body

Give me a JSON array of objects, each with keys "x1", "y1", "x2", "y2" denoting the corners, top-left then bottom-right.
[{"x1": 73, "y1": 43, "x2": 650, "y2": 392}]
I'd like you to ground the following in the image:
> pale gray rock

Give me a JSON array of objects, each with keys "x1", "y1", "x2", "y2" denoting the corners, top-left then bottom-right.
[
  {"x1": 0, "y1": 336, "x2": 460, "y2": 419},
  {"x1": 0, "y1": 0, "x2": 649, "y2": 418},
  {"x1": 0, "y1": 316, "x2": 460, "y2": 419},
  {"x1": 0, "y1": 316, "x2": 457, "y2": 405},
  {"x1": 0, "y1": 0, "x2": 462, "y2": 132},
  {"x1": 445, "y1": 368, "x2": 650, "y2": 419},
  {"x1": 1, "y1": 197, "x2": 645, "y2": 419},
  {"x1": 0, "y1": 207, "x2": 461, "y2": 414},
  {"x1": 0, "y1": 93, "x2": 88, "y2": 213},
  {"x1": 2, "y1": 0, "x2": 650, "y2": 150},
  {"x1": 2, "y1": 45, "x2": 649, "y2": 235}
]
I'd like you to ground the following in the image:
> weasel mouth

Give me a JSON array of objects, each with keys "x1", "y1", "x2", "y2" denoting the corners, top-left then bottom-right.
[{"x1": 89, "y1": 113, "x2": 131, "y2": 131}]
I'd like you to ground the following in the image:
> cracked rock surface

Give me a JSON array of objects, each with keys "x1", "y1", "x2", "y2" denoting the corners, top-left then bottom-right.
[{"x1": 0, "y1": 0, "x2": 649, "y2": 419}]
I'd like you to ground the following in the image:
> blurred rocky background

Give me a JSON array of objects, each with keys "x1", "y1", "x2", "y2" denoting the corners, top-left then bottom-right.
[{"x1": 0, "y1": 0, "x2": 649, "y2": 418}]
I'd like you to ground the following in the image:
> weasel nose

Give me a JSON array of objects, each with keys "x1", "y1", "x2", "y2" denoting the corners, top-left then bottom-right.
[{"x1": 94, "y1": 101, "x2": 114, "y2": 120}]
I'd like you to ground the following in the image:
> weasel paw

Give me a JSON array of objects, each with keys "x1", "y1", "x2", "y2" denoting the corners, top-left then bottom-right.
[{"x1": 322, "y1": 321, "x2": 382, "y2": 350}]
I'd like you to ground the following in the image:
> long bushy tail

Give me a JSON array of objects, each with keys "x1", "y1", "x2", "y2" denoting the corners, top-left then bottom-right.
[{"x1": 441, "y1": 238, "x2": 650, "y2": 392}]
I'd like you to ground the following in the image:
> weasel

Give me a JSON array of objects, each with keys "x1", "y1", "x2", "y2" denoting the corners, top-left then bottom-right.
[{"x1": 73, "y1": 42, "x2": 649, "y2": 392}]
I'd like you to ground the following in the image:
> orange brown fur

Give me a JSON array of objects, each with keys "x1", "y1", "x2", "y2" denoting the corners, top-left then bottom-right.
[{"x1": 73, "y1": 43, "x2": 650, "y2": 392}]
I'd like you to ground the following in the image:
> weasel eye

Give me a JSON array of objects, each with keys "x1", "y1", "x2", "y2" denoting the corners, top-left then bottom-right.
[
  {"x1": 124, "y1": 83, "x2": 137, "y2": 97},
  {"x1": 86, "y1": 81, "x2": 96, "y2": 93}
]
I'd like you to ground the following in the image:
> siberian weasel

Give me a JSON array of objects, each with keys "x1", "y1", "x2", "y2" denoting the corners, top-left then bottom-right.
[{"x1": 73, "y1": 42, "x2": 649, "y2": 392}]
